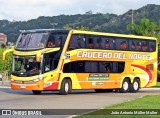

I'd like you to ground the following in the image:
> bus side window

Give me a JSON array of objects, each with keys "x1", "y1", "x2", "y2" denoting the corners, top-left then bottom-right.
[
  {"x1": 141, "y1": 41, "x2": 148, "y2": 52},
  {"x1": 118, "y1": 62, "x2": 125, "y2": 73},
  {"x1": 120, "y1": 41, "x2": 127, "y2": 50},
  {"x1": 85, "y1": 62, "x2": 98, "y2": 72},
  {"x1": 112, "y1": 62, "x2": 124, "y2": 73},
  {"x1": 115, "y1": 38, "x2": 128, "y2": 50},
  {"x1": 63, "y1": 61, "x2": 78, "y2": 73},
  {"x1": 43, "y1": 51, "x2": 61, "y2": 73},
  {"x1": 63, "y1": 63, "x2": 71, "y2": 73},
  {"x1": 77, "y1": 62, "x2": 85, "y2": 72},
  {"x1": 99, "y1": 62, "x2": 106, "y2": 72},
  {"x1": 101, "y1": 37, "x2": 112, "y2": 49},
  {"x1": 129, "y1": 40, "x2": 136, "y2": 51},
  {"x1": 105, "y1": 39, "x2": 110, "y2": 49},
  {"x1": 86, "y1": 37, "x2": 94, "y2": 49},
  {"x1": 77, "y1": 35, "x2": 85, "y2": 48},
  {"x1": 149, "y1": 41, "x2": 156, "y2": 52},
  {"x1": 95, "y1": 37, "x2": 101, "y2": 49},
  {"x1": 47, "y1": 35, "x2": 55, "y2": 48},
  {"x1": 68, "y1": 35, "x2": 79, "y2": 50},
  {"x1": 43, "y1": 54, "x2": 52, "y2": 72},
  {"x1": 112, "y1": 62, "x2": 117, "y2": 73},
  {"x1": 136, "y1": 41, "x2": 141, "y2": 51},
  {"x1": 57, "y1": 35, "x2": 63, "y2": 47},
  {"x1": 104, "y1": 62, "x2": 112, "y2": 72},
  {"x1": 71, "y1": 61, "x2": 78, "y2": 72}
]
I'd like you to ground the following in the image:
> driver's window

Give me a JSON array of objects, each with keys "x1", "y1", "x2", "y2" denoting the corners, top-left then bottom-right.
[
  {"x1": 43, "y1": 54, "x2": 53, "y2": 72},
  {"x1": 44, "y1": 60, "x2": 51, "y2": 72},
  {"x1": 43, "y1": 51, "x2": 60, "y2": 73}
]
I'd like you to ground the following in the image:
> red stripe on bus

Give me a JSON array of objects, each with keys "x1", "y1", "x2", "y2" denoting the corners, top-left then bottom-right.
[
  {"x1": 44, "y1": 82, "x2": 59, "y2": 90},
  {"x1": 131, "y1": 64, "x2": 152, "y2": 87}
]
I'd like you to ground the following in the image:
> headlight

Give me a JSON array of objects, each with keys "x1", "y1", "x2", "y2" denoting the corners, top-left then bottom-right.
[
  {"x1": 33, "y1": 76, "x2": 46, "y2": 82},
  {"x1": 33, "y1": 78, "x2": 40, "y2": 82}
]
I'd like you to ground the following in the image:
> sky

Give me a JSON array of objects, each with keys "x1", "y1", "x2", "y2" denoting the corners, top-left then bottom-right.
[{"x1": 0, "y1": 0, "x2": 159, "y2": 21}]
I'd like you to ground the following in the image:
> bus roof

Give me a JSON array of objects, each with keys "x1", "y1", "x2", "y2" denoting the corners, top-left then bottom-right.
[
  {"x1": 21, "y1": 29, "x2": 156, "y2": 40},
  {"x1": 72, "y1": 30, "x2": 157, "y2": 40},
  {"x1": 21, "y1": 29, "x2": 69, "y2": 34}
]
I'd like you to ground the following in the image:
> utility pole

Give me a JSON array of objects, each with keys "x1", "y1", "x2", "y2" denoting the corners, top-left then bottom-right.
[
  {"x1": 132, "y1": 9, "x2": 134, "y2": 25},
  {"x1": 144, "y1": 5, "x2": 146, "y2": 18},
  {"x1": 131, "y1": 9, "x2": 134, "y2": 34}
]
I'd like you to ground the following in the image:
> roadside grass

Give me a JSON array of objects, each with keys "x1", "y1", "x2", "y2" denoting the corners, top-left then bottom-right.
[{"x1": 75, "y1": 95, "x2": 160, "y2": 118}]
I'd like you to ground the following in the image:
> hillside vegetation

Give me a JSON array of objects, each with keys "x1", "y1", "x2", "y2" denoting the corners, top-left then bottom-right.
[{"x1": 0, "y1": 4, "x2": 160, "y2": 43}]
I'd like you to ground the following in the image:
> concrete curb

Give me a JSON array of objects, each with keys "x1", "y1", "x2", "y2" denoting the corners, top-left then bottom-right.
[
  {"x1": 141, "y1": 88, "x2": 160, "y2": 90},
  {"x1": 0, "y1": 86, "x2": 11, "y2": 88}
]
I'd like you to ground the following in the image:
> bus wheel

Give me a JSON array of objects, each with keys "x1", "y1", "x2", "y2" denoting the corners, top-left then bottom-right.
[
  {"x1": 60, "y1": 79, "x2": 71, "y2": 95},
  {"x1": 129, "y1": 79, "x2": 140, "y2": 93},
  {"x1": 32, "y1": 90, "x2": 42, "y2": 95},
  {"x1": 119, "y1": 79, "x2": 129, "y2": 93}
]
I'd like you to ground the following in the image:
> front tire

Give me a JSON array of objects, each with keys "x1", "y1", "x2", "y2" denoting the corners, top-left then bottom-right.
[
  {"x1": 129, "y1": 79, "x2": 140, "y2": 93},
  {"x1": 60, "y1": 79, "x2": 71, "y2": 95},
  {"x1": 119, "y1": 79, "x2": 129, "y2": 93},
  {"x1": 32, "y1": 90, "x2": 42, "y2": 95}
]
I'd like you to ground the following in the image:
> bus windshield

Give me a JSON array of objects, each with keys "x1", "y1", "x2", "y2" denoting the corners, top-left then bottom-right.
[
  {"x1": 12, "y1": 50, "x2": 62, "y2": 76},
  {"x1": 12, "y1": 56, "x2": 41, "y2": 76}
]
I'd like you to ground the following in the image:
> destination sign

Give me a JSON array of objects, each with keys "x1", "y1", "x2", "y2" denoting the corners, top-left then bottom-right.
[{"x1": 76, "y1": 51, "x2": 151, "y2": 61}]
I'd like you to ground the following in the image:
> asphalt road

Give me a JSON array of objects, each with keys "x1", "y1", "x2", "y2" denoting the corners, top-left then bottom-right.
[{"x1": 0, "y1": 87, "x2": 160, "y2": 117}]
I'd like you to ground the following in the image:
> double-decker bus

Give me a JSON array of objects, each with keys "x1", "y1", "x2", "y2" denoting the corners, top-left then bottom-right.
[{"x1": 3, "y1": 29, "x2": 157, "y2": 95}]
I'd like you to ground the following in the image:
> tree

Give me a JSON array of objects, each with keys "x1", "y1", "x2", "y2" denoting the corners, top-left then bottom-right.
[
  {"x1": 1, "y1": 44, "x2": 6, "y2": 48},
  {"x1": 0, "y1": 47, "x2": 12, "y2": 75},
  {"x1": 127, "y1": 18, "x2": 157, "y2": 37},
  {"x1": 64, "y1": 24, "x2": 94, "y2": 31}
]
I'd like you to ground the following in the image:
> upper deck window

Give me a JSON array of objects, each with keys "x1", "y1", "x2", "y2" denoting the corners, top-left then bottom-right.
[
  {"x1": 15, "y1": 32, "x2": 68, "y2": 50},
  {"x1": 16, "y1": 33, "x2": 49, "y2": 50}
]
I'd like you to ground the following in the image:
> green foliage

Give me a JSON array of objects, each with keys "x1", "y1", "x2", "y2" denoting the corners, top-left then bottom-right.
[
  {"x1": 127, "y1": 18, "x2": 157, "y2": 37},
  {"x1": 64, "y1": 24, "x2": 94, "y2": 31},
  {"x1": 0, "y1": 4, "x2": 160, "y2": 43},
  {"x1": 0, "y1": 13, "x2": 116, "y2": 42},
  {"x1": 0, "y1": 47, "x2": 12, "y2": 75}
]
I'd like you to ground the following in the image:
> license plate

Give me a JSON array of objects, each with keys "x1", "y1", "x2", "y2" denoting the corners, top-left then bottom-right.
[{"x1": 20, "y1": 85, "x2": 26, "y2": 88}]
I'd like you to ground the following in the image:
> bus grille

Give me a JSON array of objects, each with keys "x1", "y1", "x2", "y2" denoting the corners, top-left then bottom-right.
[{"x1": 14, "y1": 80, "x2": 33, "y2": 84}]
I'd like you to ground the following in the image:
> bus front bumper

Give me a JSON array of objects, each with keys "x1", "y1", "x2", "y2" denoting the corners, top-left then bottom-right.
[{"x1": 11, "y1": 81, "x2": 43, "y2": 91}]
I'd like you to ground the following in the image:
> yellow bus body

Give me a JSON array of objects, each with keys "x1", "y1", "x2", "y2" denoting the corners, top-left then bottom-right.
[{"x1": 8, "y1": 30, "x2": 157, "y2": 92}]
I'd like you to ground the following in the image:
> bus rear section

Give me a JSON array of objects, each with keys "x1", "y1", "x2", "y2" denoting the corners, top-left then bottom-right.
[{"x1": 57, "y1": 30, "x2": 157, "y2": 94}]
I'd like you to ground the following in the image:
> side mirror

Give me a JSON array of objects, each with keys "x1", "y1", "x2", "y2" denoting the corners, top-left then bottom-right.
[{"x1": 2, "y1": 48, "x2": 14, "y2": 61}]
